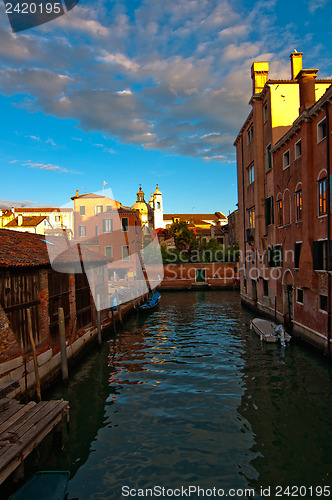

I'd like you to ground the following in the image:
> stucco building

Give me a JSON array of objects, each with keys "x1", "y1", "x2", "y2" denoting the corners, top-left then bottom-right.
[{"x1": 234, "y1": 51, "x2": 332, "y2": 353}]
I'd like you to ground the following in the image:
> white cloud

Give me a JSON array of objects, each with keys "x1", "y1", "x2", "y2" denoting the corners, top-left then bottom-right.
[
  {"x1": 308, "y1": 0, "x2": 328, "y2": 12},
  {"x1": 0, "y1": 0, "x2": 329, "y2": 164},
  {"x1": 22, "y1": 161, "x2": 82, "y2": 174},
  {"x1": 52, "y1": 6, "x2": 109, "y2": 37},
  {"x1": 99, "y1": 51, "x2": 140, "y2": 72}
]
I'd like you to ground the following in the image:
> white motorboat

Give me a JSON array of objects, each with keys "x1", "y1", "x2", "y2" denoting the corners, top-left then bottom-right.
[{"x1": 250, "y1": 318, "x2": 291, "y2": 347}]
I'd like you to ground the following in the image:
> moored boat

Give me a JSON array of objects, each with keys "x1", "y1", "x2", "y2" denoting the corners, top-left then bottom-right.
[
  {"x1": 250, "y1": 318, "x2": 291, "y2": 347},
  {"x1": 139, "y1": 291, "x2": 161, "y2": 314},
  {"x1": 9, "y1": 471, "x2": 70, "y2": 500}
]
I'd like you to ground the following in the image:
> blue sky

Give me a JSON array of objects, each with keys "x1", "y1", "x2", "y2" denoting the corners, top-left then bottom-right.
[{"x1": 0, "y1": 0, "x2": 331, "y2": 214}]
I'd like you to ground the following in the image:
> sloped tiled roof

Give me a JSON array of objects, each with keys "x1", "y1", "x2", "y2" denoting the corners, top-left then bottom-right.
[
  {"x1": 5, "y1": 216, "x2": 46, "y2": 228},
  {"x1": 164, "y1": 212, "x2": 227, "y2": 221},
  {"x1": 0, "y1": 229, "x2": 107, "y2": 268},
  {"x1": 17, "y1": 207, "x2": 73, "y2": 213},
  {"x1": 0, "y1": 229, "x2": 49, "y2": 267}
]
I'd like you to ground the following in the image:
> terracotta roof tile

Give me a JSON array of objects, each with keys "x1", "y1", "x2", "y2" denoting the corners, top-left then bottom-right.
[
  {"x1": 5, "y1": 216, "x2": 46, "y2": 228},
  {"x1": 0, "y1": 229, "x2": 49, "y2": 267},
  {"x1": 0, "y1": 229, "x2": 108, "y2": 268}
]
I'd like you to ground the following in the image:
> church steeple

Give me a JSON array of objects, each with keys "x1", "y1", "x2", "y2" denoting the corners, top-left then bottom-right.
[{"x1": 136, "y1": 184, "x2": 144, "y2": 202}]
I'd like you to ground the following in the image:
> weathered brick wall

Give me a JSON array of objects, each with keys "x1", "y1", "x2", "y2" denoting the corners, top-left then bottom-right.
[{"x1": 0, "y1": 305, "x2": 22, "y2": 363}]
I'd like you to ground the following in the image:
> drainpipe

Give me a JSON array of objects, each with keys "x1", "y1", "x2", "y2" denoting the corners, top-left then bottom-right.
[{"x1": 325, "y1": 101, "x2": 331, "y2": 356}]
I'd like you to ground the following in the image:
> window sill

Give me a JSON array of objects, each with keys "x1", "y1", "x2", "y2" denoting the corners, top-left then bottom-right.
[{"x1": 317, "y1": 214, "x2": 328, "y2": 219}]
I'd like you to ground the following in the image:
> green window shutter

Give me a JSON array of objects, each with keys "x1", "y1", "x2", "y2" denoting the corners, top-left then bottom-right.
[
  {"x1": 312, "y1": 241, "x2": 322, "y2": 270},
  {"x1": 265, "y1": 198, "x2": 270, "y2": 226}
]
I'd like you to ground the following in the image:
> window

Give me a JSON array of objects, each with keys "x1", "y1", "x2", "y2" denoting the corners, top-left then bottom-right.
[
  {"x1": 317, "y1": 118, "x2": 327, "y2": 143},
  {"x1": 121, "y1": 217, "x2": 129, "y2": 232},
  {"x1": 79, "y1": 205, "x2": 85, "y2": 215},
  {"x1": 273, "y1": 245, "x2": 283, "y2": 267},
  {"x1": 294, "y1": 242, "x2": 302, "y2": 268},
  {"x1": 265, "y1": 196, "x2": 274, "y2": 226},
  {"x1": 106, "y1": 205, "x2": 113, "y2": 212},
  {"x1": 105, "y1": 246, "x2": 113, "y2": 259},
  {"x1": 312, "y1": 240, "x2": 332, "y2": 270},
  {"x1": 295, "y1": 140, "x2": 302, "y2": 159},
  {"x1": 103, "y1": 218, "x2": 113, "y2": 233},
  {"x1": 263, "y1": 279, "x2": 269, "y2": 297},
  {"x1": 55, "y1": 215, "x2": 61, "y2": 222},
  {"x1": 266, "y1": 144, "x2": 272, "y2": 170},
  {"x1": 247, "y1": 126, "x2": 254, "y2": 145},
  {"x1": 122, "y1": 245, "x2": 130, "y2": 262},
  {"x1": 95, "y1": 225, "x2": 99, "y2": 236},
  {"x1": 248, "y1": 164, "x2": 254, "y2": 185},
  {"x1": 268, "y1": 245, "x2": 283, "y2": 267},
  {"x1": 296, "y1": 288, "x2": 303, "y2": 304},
  {"x1": 295, "y1": 190, "x2": 303, "y2": 221},
  {"x1": 78, "y1": 225, "x2": 86, "y2": 237},
  {"x1": 157, "y1": 202, "x2": 160, "y2": 209},
  {"x1": 263, "y1": 104, "x2": 268, "y2": 123},
  {"x1": 283, "y1": 150, "x2": 290, "y2": 169},
  {"x1": 319, "y1": 295, "x2": 328, "y2": 312},
  {"x1": 135, "y1": 221, "x2": 138, "y2": 235},
  {"x1": 318, "y1": 178, "x2": 327, "y2": 215},
  {"x1": 95, "y1": 205, "x2": 103, "y2": 214},
  {"x1": 248, "y1": 208, "x2": 255, "y2": 229},
  {"x1": 277, "y1": 199, "x2": 283, "y2": 226}
]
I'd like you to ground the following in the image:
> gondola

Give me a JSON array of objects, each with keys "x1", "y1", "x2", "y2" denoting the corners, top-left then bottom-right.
[{"x1": 139, "y1": 291, "x2": 161, "y2": 314}]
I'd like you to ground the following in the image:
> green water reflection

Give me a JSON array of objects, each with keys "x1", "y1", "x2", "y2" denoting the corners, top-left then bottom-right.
[{"x1": 3, "y1": 291, "x2": 332, "y2": 499}]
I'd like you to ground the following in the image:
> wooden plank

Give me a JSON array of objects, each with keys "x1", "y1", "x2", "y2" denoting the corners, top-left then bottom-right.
[
  {"x1": 0, "y1": 400, "x2": 66, "y2": 462},
  {"x1": 0, "y1": 401, "x2": 68, "y2": 485},
  {"x1": 0, "y1": 401, "x2": 36, "y2": 435},
  {"x1": 0, "y1": 380, "x2": 20, "y2": 398},
  {"x1": 0, "y1": 402, "x2": 49, "y2": 460},
  {"x1": 0, "y1": 401, "x2": 22, "y2": 427},
  {"x1": 0, "y1": 401, "x2": 68, "y2": 468}
]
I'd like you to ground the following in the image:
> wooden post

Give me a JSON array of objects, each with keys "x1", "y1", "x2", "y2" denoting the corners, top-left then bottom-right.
[
  {"x1": 58, "y1": 307, "x2": 68, "y2": 383},
  {"x1": 112, "y1": 307, "x2": 116, "y2": 333},
  {"x1": 97, "y1": 294, "x2": 101, "y2": 345},
  {"x1": 115, "y1": 291, "x2": 123, "y2": 328},
  {"x1": 27, "y1": 308, "x2": 41, "y2": 402}
]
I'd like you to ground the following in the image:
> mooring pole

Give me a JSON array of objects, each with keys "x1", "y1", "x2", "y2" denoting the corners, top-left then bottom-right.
[
  {"x1": 58, "y1": 307, "x2": 68, "y2": 383},
  {"x1": 27, "y1": 308, "x2": 41, "y2": 402},
  {"x1": 97, "y1": 294, "x2": 102, "y2": 345}
]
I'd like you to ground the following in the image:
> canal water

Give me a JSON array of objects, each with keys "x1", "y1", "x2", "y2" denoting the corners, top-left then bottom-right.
[{"x1": 5, "y1": 291, "x2": 332, "y2": 499}]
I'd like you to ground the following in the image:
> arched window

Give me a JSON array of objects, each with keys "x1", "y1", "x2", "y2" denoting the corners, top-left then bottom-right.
[
  {"x1": 283, "y1": 189, "x2": 290, "y2": 225},
  {"x1": 317, "y1": 170, "x2": 328, "y2": 216},
  {"x1": 276, "y1": 194, "x2": 283, "y2": 227}
]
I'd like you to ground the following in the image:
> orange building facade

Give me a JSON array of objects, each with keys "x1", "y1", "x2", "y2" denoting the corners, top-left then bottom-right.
[
  {"x1": 71, "y1": 191, "x2": 142, "y2": 280},
  {"x1": 234, "y1": 52, "x2": 332, "y2": 354}
]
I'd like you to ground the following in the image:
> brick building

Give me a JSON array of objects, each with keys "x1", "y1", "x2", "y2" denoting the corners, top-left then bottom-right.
[
  {"x1": 234, "y1": 51, "x2": 332, "y2": 353},
  {"x1": 0, "y1": 229, "x2": 109, "y2": 395}
]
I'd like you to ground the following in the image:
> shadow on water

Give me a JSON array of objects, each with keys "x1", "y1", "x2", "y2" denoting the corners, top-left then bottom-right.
[{"x1": 2, "y1": 290, "x2": 332, "y2": 499}]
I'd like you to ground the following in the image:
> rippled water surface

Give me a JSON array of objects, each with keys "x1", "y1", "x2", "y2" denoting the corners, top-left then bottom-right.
[{"x1": 5, "y1": 291, "x2": 332, "y2": 499}]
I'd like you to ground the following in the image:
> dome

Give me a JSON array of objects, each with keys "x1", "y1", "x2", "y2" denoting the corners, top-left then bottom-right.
[
  {"x1": 154, "y1": 184, "x2": 161, "y2": 195},
  {"x1": 131, "y1": 201, "x2": 150, "y2": 214},
  {"x1": 131, "y1": 184, "x2": 153, "y2": 215}
]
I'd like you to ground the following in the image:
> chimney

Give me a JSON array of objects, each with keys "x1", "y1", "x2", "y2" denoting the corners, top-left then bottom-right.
[
  {"x1": 251, "y1": 62, "x2": 269, "y2": 95},
  {"x1": 17, "y1": 215, "x2": 23, "y2": 226},
  {"x1": 297, "y1": 69, "x2": 318, "y2": 112},
  {"x1": 76, "y1": 189, "x2": 79, "y2": 197},
  {"x1": 290, "y1": 51, "x2": 303, "y2": 79}
]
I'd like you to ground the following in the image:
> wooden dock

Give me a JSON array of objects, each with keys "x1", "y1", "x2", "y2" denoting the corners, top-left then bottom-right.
[{"x1": 0, "y1": 383, "x2": 69, "y2": 485}]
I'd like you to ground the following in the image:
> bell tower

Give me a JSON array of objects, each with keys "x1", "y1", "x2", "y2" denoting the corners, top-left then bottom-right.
[{"x1": 153, "y1": 184, "x2": 164, "y2": 229}]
